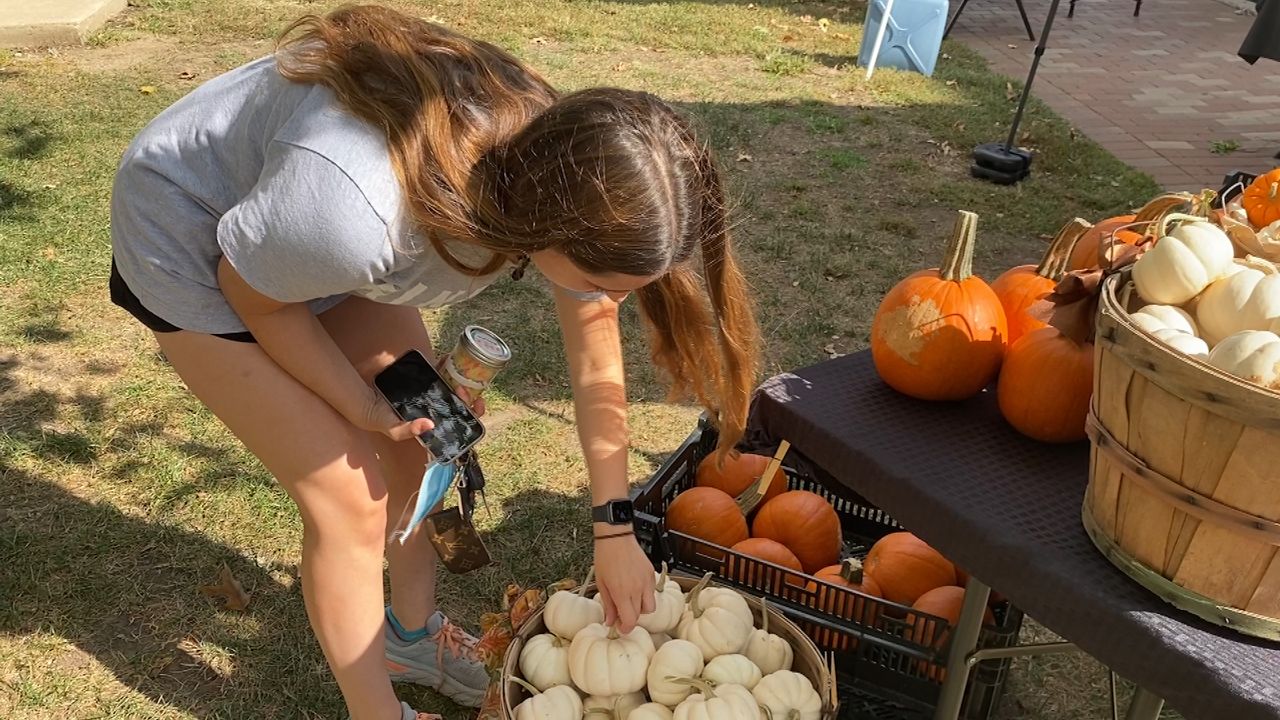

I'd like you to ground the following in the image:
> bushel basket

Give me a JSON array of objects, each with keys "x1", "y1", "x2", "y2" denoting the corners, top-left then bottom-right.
[{"x1": 1086, "y1": 269, "x2": 1280, "y2": 640}]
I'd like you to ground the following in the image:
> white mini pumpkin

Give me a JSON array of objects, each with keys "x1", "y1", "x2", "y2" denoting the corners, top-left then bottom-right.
[
  {"x1": 1152, "y1": 328, "x2": 1209, "y2": 360},
  {"x1": 743, "y1": 597, "x2": 794, "y2": 676},
  {"x1": 584, "y1": 691, "x2": 646, "y2": 720},
  {"x1": 1207, "y1": 330, "x2": 1280, "y2": 389},
  {"x1": 568, "y1": 623, "x2": 655, "y2": 697},
  {"x1": 753, "y1": 670, "x2": 823, "y2": 720},
  {"x1": 1195, "y1": 258, "x2": 1280, "y2": 345},
  {"x1": 672, "y1": 680, "x2": 760, "y2": 720},
  {"x1": 545, "y1": 567, "x2": 605, "y2": 640},
  {"x1": 647, "y1": 639, "x2": 705, "y2": 707},
  {"x1": 519, "y1": 633, "x2": 573, "y2": 692},
  {"x1": 1132, "y1": 214, "x2": 1235, "y2": 305},
  {"x1": 1130, "y1": 304, "x2": 1198, "y2": 337},
  {"x1": 676, "y1": 574, "x2": 753, "y2": 660},
  {"x1": 512, "y1": 680, "x2": 584, "y2": 720},
  {"x1": 640, "y1": 563, "x2": 686, "y2": 634},
  {"x1": 630, "y1": 703, "x2": 675, "y2": 720},
  {"x1": 650, "y1": 632, "x2": 673, "y2": 650},
  {"x1": 702, "y1": 654, "x2": 762, "y2": 690}
]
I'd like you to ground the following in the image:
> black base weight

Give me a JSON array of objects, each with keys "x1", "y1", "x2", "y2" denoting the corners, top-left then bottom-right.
[{"x1": 971, "y1": 142, "x2": 1033, "y2": 185}]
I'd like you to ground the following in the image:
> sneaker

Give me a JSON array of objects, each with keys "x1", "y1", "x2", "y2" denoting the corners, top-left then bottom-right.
[
  {"x1": 384, "y1": 609, "x2": 489, "y2": 707},
  {"x1": 399, "y1": 701, "x2": 442, "y2": 720}
]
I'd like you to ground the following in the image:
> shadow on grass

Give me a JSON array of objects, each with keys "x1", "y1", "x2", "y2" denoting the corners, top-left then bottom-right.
[{"x1": 3, "y1": 122, "x2": 53, "y2": 161}]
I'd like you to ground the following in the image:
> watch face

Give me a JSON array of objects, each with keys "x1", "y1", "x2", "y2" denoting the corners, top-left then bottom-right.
[{"x1": 611, "y1": 501, "x2": 634, "y2": 523}]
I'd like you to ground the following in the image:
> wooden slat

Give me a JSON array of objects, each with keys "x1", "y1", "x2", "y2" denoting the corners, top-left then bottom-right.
[
  {"x1": 1165, "y1": 408, "x2": 1243, "y2": 575},
  {"x1": 1117, "y1": 376, "x2": 1187, "y2": 569},
  {"x1": 1247, "y1": 552, "x2": 1280, "y2": 617},
  {"x1": 1090, "y1": 349, "x2": 1135, "y2": 535}
]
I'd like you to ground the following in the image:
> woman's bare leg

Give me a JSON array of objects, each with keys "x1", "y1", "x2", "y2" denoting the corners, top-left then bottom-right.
[{"x1": 153, "y1": 330, "x2": 401, "y2": 720}]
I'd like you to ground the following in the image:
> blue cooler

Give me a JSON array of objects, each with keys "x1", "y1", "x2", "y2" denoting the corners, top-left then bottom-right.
[{"x1": 857, "y1": 0, "x2": 949, "y2": 76}]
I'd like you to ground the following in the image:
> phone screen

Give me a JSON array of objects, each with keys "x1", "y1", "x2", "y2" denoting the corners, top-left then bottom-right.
[{"x1": 374, "y1": 350, "x2": 485, "y2": 462}]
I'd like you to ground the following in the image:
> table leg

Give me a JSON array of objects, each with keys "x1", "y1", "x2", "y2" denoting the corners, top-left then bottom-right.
[
  {"x1": 931, "y1": 577, "x2": 992, "y2": 720},
  {"x1": 1124, "y1": 687, "x2": 1165, "y2": 720}
]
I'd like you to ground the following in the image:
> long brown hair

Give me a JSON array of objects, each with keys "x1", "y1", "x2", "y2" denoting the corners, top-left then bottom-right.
[{"x1": 277, "y1": 6, "x2": 760, "y2": 451}]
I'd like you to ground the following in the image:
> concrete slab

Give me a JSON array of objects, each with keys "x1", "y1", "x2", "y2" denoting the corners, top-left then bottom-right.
[{"x1": 0, "y1": 0, "x2": 128, "y2": 47}]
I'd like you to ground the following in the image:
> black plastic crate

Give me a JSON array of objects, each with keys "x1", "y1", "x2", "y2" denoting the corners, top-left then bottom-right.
[
  {"x1": 1218, "y1": 170, "x2": 1258, "y2": 203},
  {"x1": 632, "y1": 419, "x2": 1024, "y2": 720}
]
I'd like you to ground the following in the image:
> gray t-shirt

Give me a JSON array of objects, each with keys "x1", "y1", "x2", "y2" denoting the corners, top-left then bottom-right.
[{"x1": 110, "y1": 54, "x2": 506, "y2": 335}]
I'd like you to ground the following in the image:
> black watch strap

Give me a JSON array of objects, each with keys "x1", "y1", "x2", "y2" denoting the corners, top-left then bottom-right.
[{"x1": 591, "y1": 499, "x2": 635, "y2": 525}]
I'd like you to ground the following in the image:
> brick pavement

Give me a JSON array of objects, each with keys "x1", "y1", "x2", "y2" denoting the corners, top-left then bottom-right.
[{"x1": 948, "y1": 0, "x2": 1278, "y2": 191}]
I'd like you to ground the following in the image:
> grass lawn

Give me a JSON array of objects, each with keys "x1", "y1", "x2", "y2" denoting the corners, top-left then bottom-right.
[{"x1": 0, "y1": 0, "x2": 1172, "y2": 718}]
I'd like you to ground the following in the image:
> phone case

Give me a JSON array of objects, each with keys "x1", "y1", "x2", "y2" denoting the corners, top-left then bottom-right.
[{"x1": 424, "y1": 506, "x2": 492, "y2": 574}]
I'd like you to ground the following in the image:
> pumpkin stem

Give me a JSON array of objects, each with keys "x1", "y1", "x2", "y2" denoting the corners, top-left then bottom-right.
[
  {"x1": 689, "y1": 572, "x2": 714, "y2": 618},
  {"x1": 669, "y1": 676, "x2": 717, "y2": 696},
  {"x1": 1156, "y1": 212, "x2": 1209, "y2": 239},
  {"x1": 838, "y1": 557, "x2": 867, "y2": 584},
  {"x1": 607, "y1": 624, "x2": 620, "y2": 640},
  {"x1": 939, "y1": 210, "x2": 979, "y2": 282},
  {"x1": 1270, "y1": 181, "x2": 1278, "y2": 201},
  {"x1": 787, "y1": 710, "x2": 803, "y2": 720},
  {"x1": 578, "y1": 566, "x2": 595, "y2": 596},
  {"x1": 1037, "y1": 218, "x2": 1092, "y2": 280},
  {"x1": 1241, "y1": 255, "x2": 1279, "y2": 275},
  {"x1": 510, "y1": 676, "x2": 541, "y2": 696},
  {"x1": 658, "y1": 561, "x2": 669, "y2": 589},
  {"x1": 761, "y1": 705, "x2": 775, "y2": 720}
]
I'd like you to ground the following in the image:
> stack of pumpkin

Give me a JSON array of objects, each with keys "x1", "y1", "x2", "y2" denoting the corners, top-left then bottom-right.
[
  {"x1": 511, "y1": 570, "x2": 824, "y2": 720},
  {"x1": 870, "y1": 172, "x2": 1280, "y2": 446},
  {"x1": 664, "y1": 450, "x2": 995, "y2": 652}
]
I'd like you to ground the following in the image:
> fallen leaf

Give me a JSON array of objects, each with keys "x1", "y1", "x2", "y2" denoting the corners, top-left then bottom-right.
[
  {"x1": 945, "y1": 79, "x2": 958, "y2": 87},
  {"x1": 42, "y1": 182, "x2": 58, "y2": 189},
  {"x1": 1008, "y1": 44, "x2": 1018, "y2": 49},
  {"x1": 781, "y1": 33, "x2": 797, "y2": 41},
  {"x1": 177, "y1": 70, "x2": 196, "y2": 80},
  {"x1": 200, "y1": 563, "x2": 250, "y2": 611},
  {"x1": 818, "y1": 18, "x2": 831, "y2": 32},
  {"x1": 747, "y1": 2, "x2": 755, "y2": 7},
  {"x1": 736, "y1": 152, "x2": 754, "y2": 162},
  {"x1": 1005, "y1": 82, "x2": 1018, "y2": 101},
  {"x1": 800, "y1": 14, "x2": 814, "y2": 22},
  {"x1": 942, "y1": 53, "x2": 952, "y2": 60},
  {"x1": 139, "y1": 85, "x2": 157, "y2": 95},
  {"x1": 833, "y1": 32, "x2": 852, "y2": 40},
  {"x1": 953, "y1": 121, "x2": 966, "y2": 131},
  {"x1": 823, "y1": 343, "x2": 836, "y2": 354},
  {"x1": 792, "y1": 280, "x2": 800, "y2": 287},
  {"x1": 41, "y1": 246, "x2": 56, "y2": 259},
  {"x1": 530, "y1": 36, "x2": 547, "y2": 45},
  {"x1": 612, "y1": 62, "x2": 630, "y2": 72}
]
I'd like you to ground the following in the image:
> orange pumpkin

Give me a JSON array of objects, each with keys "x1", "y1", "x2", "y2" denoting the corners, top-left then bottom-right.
[
  {"x1": 805, "y1": 559, "x2": 882, "y2": 651},
  {"x1": 863, "y1": 532, "x2": 957, "y2": 607},
  {"x1": 751, "y1": 491, "x2": 842, "y2": 574},
  {"x1": 997, "y1": 327, "x2": 1093, "y2": 443},
  {"x1": 912, "y1": 586, "x2": 996, "y2": 680},
  {"x1": 992, "y1": 219, "x2": 1090, "y2": 346},
  {"x1": 808, "y1": 558, "x2": 882, "y2": 621},
  {"x1": 871, "y1": 210, "x2": 1007, "y2": 401},
  {"x1": 695, "y1": 451, "x2": 787, "y2": 512},
  {"x1": 666, "y1": 487, "x2": 749, "y2": 554},
  {"x1": 725, "y1": 538, "x2": 804, "y2": 590},
  {"x1": 1068, "y1": 193, "x2": 1187, "y2": 271},
  {"x1": 1242, "y1": 169, "x2": 1280, "y2": 228}
]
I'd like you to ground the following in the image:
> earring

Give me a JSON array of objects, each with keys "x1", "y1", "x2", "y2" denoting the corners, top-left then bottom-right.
[{"x1": 510, "y1": 253, "x2": 530, "y2": 281}]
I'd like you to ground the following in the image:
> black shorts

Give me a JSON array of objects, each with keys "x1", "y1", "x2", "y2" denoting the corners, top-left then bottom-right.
[{"x1": 109, "y1": 259, "x2": 257, "y2": 343}]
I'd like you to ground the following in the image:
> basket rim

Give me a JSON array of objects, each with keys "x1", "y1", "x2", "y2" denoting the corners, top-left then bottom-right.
[{"x1": 1098, "y1": 271, "x2": 1280, "y2": 423}]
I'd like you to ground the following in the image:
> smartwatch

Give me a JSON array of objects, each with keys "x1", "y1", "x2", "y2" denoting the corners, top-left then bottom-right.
[{"x1": 591, "y1": 498, "x2": 635, "y2": 525}]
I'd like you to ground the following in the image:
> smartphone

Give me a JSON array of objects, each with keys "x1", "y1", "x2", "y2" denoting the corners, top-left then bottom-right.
[{"x1": 374, "y1": 349, "x2": 485, "y2": 463}]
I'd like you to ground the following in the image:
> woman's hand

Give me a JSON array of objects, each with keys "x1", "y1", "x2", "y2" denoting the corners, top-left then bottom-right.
[{"x1": 593, "y1": 533, "x2": 656, "y2": 633}]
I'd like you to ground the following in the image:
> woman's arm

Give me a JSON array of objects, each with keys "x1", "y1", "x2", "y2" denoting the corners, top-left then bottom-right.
[
  {"x1": 218, "y1": 257, "x2": 428, "y2": 442},
  {"x1": 553, "y1": 286, "x2": 656, "y2": 632}
]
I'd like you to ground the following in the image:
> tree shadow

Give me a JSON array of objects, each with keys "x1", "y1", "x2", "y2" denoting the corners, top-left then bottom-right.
[{"x1": 3, "y1": 121, "x2": 53, "y2": 160}]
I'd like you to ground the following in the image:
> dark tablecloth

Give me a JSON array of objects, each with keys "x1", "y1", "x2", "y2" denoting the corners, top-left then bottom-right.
[
  {"x1": 741, "y1": 351, "x2": 1280, "y2": 720},
  {"x1": 1240, "y1": 0, "x2": 1280, "y2": 64}
]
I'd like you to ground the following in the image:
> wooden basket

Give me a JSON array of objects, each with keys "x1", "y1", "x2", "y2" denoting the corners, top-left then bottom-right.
[
  {"x1": 499, "y1": 574, "x2": 838, "y2": 719},
  {"x1": 1085, "y1": 269, "x2": 1280, "y2": 640}
]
